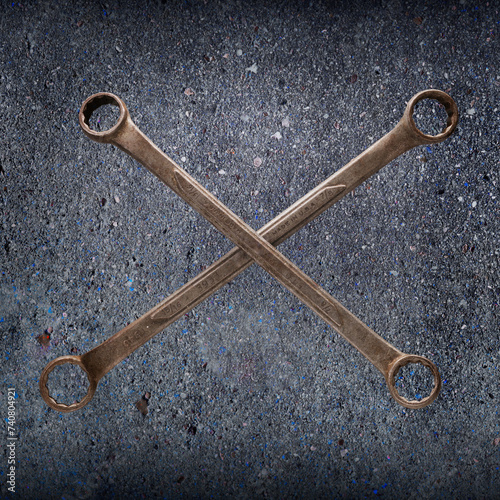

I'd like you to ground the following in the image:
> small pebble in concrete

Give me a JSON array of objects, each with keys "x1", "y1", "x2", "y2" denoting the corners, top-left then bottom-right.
[
  {"x1": 37, "y1": 326, "x2": 53, "y2": 347},
  {"x1": 135, "y1": 391, "x2": 151, "y2": 415}
]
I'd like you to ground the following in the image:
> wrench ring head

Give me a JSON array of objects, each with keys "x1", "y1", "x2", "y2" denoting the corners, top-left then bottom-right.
[
  {"x1": 79, "y1": 92, "x2": 129, "y2": 143},
  {"x1": 387, "y1": 354, "x2": 441, "y2": 409},
  {"x1": 39, "y1": 355, "x2": 97, "y2": 413},
  {"x1": 405, "y1": 89, "x2": 459, "y2": 143}
]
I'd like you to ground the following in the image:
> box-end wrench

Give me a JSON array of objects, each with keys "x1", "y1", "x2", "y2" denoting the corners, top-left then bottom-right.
[{"x1": 40, "y1": 90, "x2": 458, "y2": 412}]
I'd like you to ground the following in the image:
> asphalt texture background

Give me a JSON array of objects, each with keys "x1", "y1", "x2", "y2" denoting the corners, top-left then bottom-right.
[{"x1": 1, "y1": 0, "x2": 499, "y2": 498}]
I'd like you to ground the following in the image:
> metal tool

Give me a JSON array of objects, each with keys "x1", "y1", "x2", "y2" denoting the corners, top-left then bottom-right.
[{"x1": 40, "y1": 90, "x2": 458, "y2": 412}]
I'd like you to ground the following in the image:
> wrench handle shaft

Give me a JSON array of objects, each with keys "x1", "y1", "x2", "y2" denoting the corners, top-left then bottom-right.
[{"x1": 118, "y1": 124, "x2": 405, "y2": 370}]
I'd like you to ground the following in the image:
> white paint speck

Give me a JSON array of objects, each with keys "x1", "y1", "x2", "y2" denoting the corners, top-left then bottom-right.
[{"x1": 246, "y1": 63, "x2": 258, "y2": 74}]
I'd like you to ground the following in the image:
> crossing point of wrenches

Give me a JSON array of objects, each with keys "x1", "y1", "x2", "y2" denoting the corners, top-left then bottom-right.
[{"x1": 40, "y1": 90, "x2": 458, "y2": 412}]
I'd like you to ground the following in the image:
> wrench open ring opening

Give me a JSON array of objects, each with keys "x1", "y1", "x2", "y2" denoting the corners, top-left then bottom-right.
[
  {"x1": 39, "y1": 355, "x2": 98, "y2": 413},
  {"x1": 387, "y1": 354, "x2": 442, "y2": 409},
  {"x1": 79, "y1": 92, "x2": 129, "y2": 143},
  {"x1": 405, "y1": 89, "x2": 459, "y2": 143}
]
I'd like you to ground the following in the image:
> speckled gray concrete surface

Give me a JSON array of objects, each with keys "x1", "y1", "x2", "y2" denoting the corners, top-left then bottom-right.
[{"x1": 1, "y1": 0, "x2": 499, "y2": 498}]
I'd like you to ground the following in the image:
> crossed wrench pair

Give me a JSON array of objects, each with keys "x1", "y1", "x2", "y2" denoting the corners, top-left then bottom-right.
[{"x1": 40, "y1": 90, "x2": 458, "y2": 412}]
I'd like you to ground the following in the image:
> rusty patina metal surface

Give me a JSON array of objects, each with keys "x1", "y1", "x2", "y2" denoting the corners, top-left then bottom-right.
[{"x1": 40, "y1": 90, "x2": 458, "y2": 412}]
